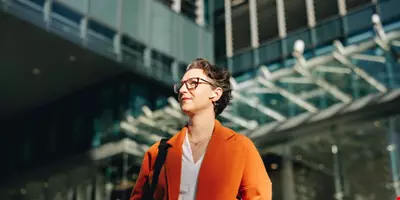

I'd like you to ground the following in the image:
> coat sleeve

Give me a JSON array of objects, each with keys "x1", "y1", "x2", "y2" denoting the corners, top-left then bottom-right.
[
  {"x1": 130, "y1": 150, "x2": 151, "y2": 200},
  {"x1": 130, "y1": 141, "x2": 161, "y2": 200},
  {"x1": 239, "y1": 138, "x2": 272, "y2": 200}
]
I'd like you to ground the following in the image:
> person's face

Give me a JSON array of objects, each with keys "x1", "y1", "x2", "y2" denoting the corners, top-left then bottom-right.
[{"x1": 175, "y1": 69, "x2": 222, "y2": 116}]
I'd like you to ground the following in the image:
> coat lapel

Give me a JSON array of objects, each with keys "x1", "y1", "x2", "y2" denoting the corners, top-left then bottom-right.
[
  {"x1": 164, "y1": 120, "x2": 235, "y2": 199},
  {"x1": 165, "y1": 126, "x2": 187, "y2": 200},
  {"x1": 195, "y1": 120, "x2": 235, "y2": 199}
]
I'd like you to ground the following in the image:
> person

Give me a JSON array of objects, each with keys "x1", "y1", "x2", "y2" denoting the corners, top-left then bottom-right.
[{"x1": 130, "y1": 58, "x2": 272, "y2": 200}]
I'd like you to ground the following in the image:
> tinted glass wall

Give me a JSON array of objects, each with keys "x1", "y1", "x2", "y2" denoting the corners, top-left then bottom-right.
[{"x1": 0, "y1": 73, "x2": 174, "y2": 180}]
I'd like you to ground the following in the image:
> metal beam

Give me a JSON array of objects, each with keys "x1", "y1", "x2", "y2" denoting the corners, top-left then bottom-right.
[
  {"x1": 295, "y1": 56, "x2": 352, "y2": 103},
  {"x1": 314, "y1": 66, "x2": 352, "y2": 74},
  {"x1": 252, "y1": 89, "x2": 400, "y2": 148},
  {"x1": 232, "y1": 91, "x2": 287, "y2": 121},
  {"x1": 333, "y1": 52, "x2": 388, "y2": 93},
  {"x1": 259, "y1": 67, "x2": 318, "y2": 113},
  {"x1": 220, "y1": 111, "x2": 259, "y2": 130},
  {"x1": 350, "y1": 53, "x2": 386, "y2": 63}
]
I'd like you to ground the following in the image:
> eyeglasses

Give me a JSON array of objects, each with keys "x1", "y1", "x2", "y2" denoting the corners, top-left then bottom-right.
[{"x1": 174, "y1": 77, "x2": 214, "y2": 94}]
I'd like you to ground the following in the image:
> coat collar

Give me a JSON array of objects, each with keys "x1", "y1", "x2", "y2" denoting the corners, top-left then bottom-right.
[
  {"x1": 166, "y1": 119, "x2": 234, "y2": 147},
  {"x1": 165, "y1": 119, "x2": 235, "y2": 199}
]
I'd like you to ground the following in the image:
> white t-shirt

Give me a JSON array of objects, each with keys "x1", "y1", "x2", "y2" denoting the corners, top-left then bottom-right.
[{"x1": 178, "y1": 133, "x2": 206, "y2": 200}]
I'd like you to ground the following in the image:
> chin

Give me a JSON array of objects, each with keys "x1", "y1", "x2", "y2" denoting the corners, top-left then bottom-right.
[{"x1": 181, "y1": 105, "x2": 195, "y2": 116}]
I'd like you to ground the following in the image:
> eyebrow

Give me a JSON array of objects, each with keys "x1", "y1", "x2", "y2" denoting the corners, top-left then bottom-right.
[{"x1": 181, "y1": 77, "x2": 208, "y2": 82}]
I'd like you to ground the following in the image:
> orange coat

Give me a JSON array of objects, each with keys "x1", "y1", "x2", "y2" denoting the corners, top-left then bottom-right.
[{"x1": 130, "y1": 120, "x2": 272, "y2": 200}]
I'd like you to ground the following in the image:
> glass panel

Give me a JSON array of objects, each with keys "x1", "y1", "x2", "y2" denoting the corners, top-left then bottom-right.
[
  {"x1": 150, "y1": 2, "x2": 175, "y2": 57},
  {"x1": 202, "y1": 29, "x2": 214, "y2": 62},
  {"x1": 121, "y1": 0, "x2": 213, "y2": 64},
  {"x1": 380, "y1": 0, "x2": 400, "y2": 23},
  {"x1": 181, "y1": 16, "x2": 201, "y2": 62},
  {"x1": 55, "y1": 0, "x2": 86, "y2": 14},
  {"x1": 29, "y1": 0, "x2": 45, "y2": 6},
  {"x1": 232, "y1": 2, "x2": 251, "y2": 51},
  {"x1": 284, "y1": 0, "x2": 308, "y2": 32},
  {"x1": 314, "y1": 0, "x2": 338, "y2": 22},
  {"x1": 346, "y1": 0, "x2": 371, "y2": 10},
  {"x1": 291, "y1": 137, "x2": 336, "y2": 199},
  {"x1": 257, "y1": 0, "x2": 278, "y2": 43},
  {"x1": 258, "y1": 39, "x2": 282, "y2": 64},
  {"x1": 314, "y1": 17, "x2": 342, "y2": 46},
  {"x1": 346, "y1": 5, "x2": 374, "y2": 35},
  {"x1": 281, "y1": 117, "x2": 399, "y2": 199},
  {"x1": 88, "y1": 0, "x2": 117, "y2": 29},
  {"x1": 121, "y1": 0, "x2": 150, "y2": 43},
  {"x1": 232, "y1": 50, "x2": 254, "y2": 74},
  {"x1": 52, "y1": 1, "x2": 83, "y2": 24},
  {"x1": 336, "y1": 119, "x2": 396, "y2": 199}
]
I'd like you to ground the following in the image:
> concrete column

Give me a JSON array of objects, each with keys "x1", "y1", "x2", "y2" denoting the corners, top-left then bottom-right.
[
  {"x1": 337, "y1": 0, "x2": 347, "y2": 16},
  {"x1": 332, "y1": 145, "x2": 344, "y2": 200},
  {"x1": 388, "y1": 118, "x2": 400, "y2": 196},
  {"x1": 95, "y1": 175, "x2": 106, "y2": 200},
  {"x1": 105, "y1": 182, "x2": 114, "y2": 200},
  {"x1": 276, "y1": 0, "x2": 287, "y2": 38},
  {"x1": 75, "y1": 184, "x2": 85, "y2": 200},
  {"x1": 195, "y1": 0, "x2": 205, "y2": 26},
  {"x1": 144, "y1": 47, "x2": 152, "y2": 68},
  {"x1": 113, "y1": 0, "x2": 123, "y2": 62},
  {"x1": 113, "y1": 34, "x2": 122, "y2": 61},
  {"x1": 224, "y1": 0, "x2": 234, "y2": 72},
  {"x1": 305, "y1": 0, "x2": 316, "y2": 28},
  {"x1": 172, "y1": 61, "x2": 180, "y2": 82},
  {"x1": 43, "y1": 0, "x2": 52, "y2": 29},
  {"x1": 79, "y1": 0, "x2": 89, "y2": 45},
  {"x1": 171, "y1": 0, "x2": 181, "y2": 13},
  {"x1": 282, "y1": 146, "x2": 296, "y2": 200},
  {"x1": 249, "y1": 0, "x2": 259, "y2": 48},
  {"x1": 249, "y1": 0, "x2": 260, "y2": 67},
  {"x1": 224, "y1": 0, "x2": 233, "y2": 57}
]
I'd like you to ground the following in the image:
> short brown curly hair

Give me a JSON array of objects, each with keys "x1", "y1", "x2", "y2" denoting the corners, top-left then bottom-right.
[{"x1": 186, "y1": 58, "x2": 232, "y2": 116}]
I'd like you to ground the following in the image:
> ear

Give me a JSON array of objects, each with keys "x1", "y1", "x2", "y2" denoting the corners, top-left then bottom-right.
[{"x1": 210, "y1": 87, "x2": 223, "y2": 102}]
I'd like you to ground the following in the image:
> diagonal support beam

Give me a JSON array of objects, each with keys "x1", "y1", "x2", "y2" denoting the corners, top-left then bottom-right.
[
  {"x1": 220, "y1": 111, "x2": 259, "y2": 130},
  {"x1": 231, "y1": 77, "x2": 286, "y2": 121},
  {"x1": 232, "y1": 91, "x2": 287, "y2": 121},
  {"x1": 295, "y1": 56, "x2": 352, "y2": 103},
  {"x1": 280, "y1": 77, "x2": 314, "y2": 84},
  {"x1": 350, "y1": 53, "x2": 386, "y2": 63},
  {"x1": 314, "y1": 66, "x2": 352, "y2": 74},
  {"x1": 333, "y1": 52, "x2": 388, "y2": 93},
  {"x1": 332, "y1": 40, "x2": 388, "y2": 93},
  {"x1": 167, "y1": 92, "x2": 256, "y2": 130},
  {"x1": 259, "y1": 67, "x2": 318, "y2": 113},
  {"x1": 298, "y1": 88, "x2": 326, "y2": 100},
  {"x1": 392, "y1": 40, "x2": 400, "y2": 47}
]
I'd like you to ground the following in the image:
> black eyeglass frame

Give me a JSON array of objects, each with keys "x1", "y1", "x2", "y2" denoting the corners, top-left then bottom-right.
[{"x1": 173, "y1": 77, "x2": 215, "y2": 94}]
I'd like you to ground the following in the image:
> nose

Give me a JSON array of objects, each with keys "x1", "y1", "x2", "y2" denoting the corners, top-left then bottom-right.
[{"x1": 179, "y1": 83, "x2": 189, "y2": 94}]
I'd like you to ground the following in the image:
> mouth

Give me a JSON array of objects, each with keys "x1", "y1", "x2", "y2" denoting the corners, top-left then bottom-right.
[{"x1": 181, "y1": 97, "x2": 192, "y2": 102}]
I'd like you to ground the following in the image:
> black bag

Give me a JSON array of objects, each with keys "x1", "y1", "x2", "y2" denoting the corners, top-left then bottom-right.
[{"x1": 142, "y1": 138, "x2": 171, "y2": 200}]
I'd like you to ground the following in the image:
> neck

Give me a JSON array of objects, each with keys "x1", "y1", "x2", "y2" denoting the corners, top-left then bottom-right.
[{"x1": 187, "y1": 109, "x2": 215, "y2": 141}]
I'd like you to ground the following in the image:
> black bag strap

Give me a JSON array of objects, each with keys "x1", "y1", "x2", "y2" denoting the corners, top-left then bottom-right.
[{"x1": 143, "y1": 138, "x2": 170, "y2": 199}]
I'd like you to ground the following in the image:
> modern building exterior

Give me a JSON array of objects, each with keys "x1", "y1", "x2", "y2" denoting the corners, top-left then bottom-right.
[
  {"x1": 0, "y1": 0, "x2": 214, "y2": 199},
  {"x1": 1, "y1": 0, "x2": 400, "y2": 199}
]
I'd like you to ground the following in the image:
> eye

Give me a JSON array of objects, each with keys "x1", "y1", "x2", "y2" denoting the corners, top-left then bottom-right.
[{"x1": 187, "y1": 79, "x2": 198, "y2": 86}]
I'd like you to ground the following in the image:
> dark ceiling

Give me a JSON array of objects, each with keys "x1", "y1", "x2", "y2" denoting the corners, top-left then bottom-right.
[{"x1": 0, "y1": 11, "x2": 127, "y2": 120}]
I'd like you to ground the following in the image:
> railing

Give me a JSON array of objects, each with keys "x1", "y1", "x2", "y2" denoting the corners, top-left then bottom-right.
[{"x1": 227, "y1": 0, "x2": 400, "y2": 76}]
